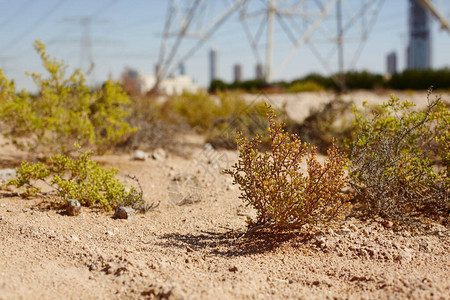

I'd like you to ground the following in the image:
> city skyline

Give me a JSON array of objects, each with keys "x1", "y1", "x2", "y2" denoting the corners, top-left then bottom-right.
[{"x1": 0, "y1": 0, "x2": 449, "y2": 91}]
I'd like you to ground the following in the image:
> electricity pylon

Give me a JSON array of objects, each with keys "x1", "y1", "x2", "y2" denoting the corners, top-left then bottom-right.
[
  {"x1": 59, "y1": 16, "x2": 118, "y2": 85},
  {"x1": 156, "y1": 0, "x2": 450, "y2": 89},
  {"x1": 417, "y1": 0, "x2": 450, "y2": 33}
]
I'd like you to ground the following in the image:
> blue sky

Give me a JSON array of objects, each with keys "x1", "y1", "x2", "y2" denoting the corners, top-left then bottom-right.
[{"x1": 0, "y1": 0, "x2": 449, "y2": 91}]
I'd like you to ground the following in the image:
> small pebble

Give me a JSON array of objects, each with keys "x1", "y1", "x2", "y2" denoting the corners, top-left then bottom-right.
[
  {"x1": 152, "y1": 152, "x2": 165, "y2": 162},
  {"x1": 131, "y1": 150, "x2": 148, "y2": 161},
  {"x1": 114, "y1": 206, "x2": 135, "y2": 220},
  {"x1": 66, "y1": 199, "x2": 81, "y2": 216}
]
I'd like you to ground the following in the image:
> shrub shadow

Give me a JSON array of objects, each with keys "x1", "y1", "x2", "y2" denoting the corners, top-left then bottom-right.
[{"x1": 156, "y1": 229, "x2": 314, "y2": 257}]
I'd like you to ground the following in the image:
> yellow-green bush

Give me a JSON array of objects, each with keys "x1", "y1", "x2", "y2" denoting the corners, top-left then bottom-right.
[
  {"x1": 170, "y1": 90, "x2": 218, "y2": 132},
  {"x1": 349, "y1": 92, "x2": 449, "y2": 222},
  {"x1": 0, "y1": 41, "x2": 135, "y2": 155},
  {"x1": 170, "y1": 91, "x2": 282, "y2": 149},
  {"x1": 8, "y1": 148, "x2": 143, "y2": 210},
  {"x1": 170, "y1": 91, "x2": 269, "y2": 131}
]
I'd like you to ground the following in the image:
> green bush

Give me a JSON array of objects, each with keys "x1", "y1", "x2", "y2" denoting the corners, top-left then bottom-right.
[
  {"x1": 301, "y1": 73, "x2": 334, "y2": 89},
  {"x1": 389, "y1": 68, "x2": 450, "y2": 90},
  {"x1": 344, "y1": 71, "x2": 386, "y2": 90},
  {"x1": 349, "y1": 92, "x2": 449, "y2": 222},
  {"x1": 224, "y1": 107, "x2": 351, "y2": 234},
  {"x1": 0, "y1": 40, "x2": 135, "y2": 155},
  {"x1": 7, "y1": 147, "x2": 144, "y2": 211},
  {"x1": 208, "y1": 79, "x2": 267, "y2": 93},
  {"x1": 209, "y1": 79, "x2": 229, "y2": 93}
]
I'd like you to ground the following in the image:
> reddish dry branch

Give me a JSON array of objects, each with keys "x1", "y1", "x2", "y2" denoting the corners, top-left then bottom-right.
[{"x1": 225, "y1": 107, "x2": 351, "y2": 233}]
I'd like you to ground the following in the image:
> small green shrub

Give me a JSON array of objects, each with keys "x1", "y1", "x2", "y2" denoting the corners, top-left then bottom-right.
[
  {"x1": 389, "y1": 69, "x2": 450, "y2": 90},
  {"x1": 0, "y1": 40, "x2": 135, "y2": 155},
  {"x1": 224, "y1": 107, "x2": 351, "y2": 234},
  {"x1": 8, "y1": 148, "x2": 143, "y2": 210},
  {"x1": 349, "y1": 91, "x2": 449, "y2": 222}
]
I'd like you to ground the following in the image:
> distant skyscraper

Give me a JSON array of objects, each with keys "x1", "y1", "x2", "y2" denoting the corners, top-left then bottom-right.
[
  {"x1": 255, "y1": 63, "x2": 264, "y2": 79},
  {"x1": 233, "y1": 64, "x2": 242, "y2": 82},
  {"x1": 387, "y1": 52, "x2": 397, "y2": 75},
  {"x1": 179, "y1": 63, "x2": 185, "y2": 75},
  {"x1": 209, "y1": 48, "x2": 218, "y2": 82},
  {"x1": 407, "y1": 0, "x2": 431, "y2": 70}
]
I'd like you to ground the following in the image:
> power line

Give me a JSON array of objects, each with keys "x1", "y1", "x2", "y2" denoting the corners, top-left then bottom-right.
[
  {"x1": 59, "y1": 16, "x2": 118, "y2": 76},
  {"x1": 23, "y1": 0, "x2": 119, "y2": 49},
  {"x1": 90, "y1": 0, "x2": 119, "y2": 17},
  {"x1": 0, "y1": 0, "x2": 34, "y2": 29},
  {"x1": 0, "y1": 0, "x2": 67, "y2": 54}
]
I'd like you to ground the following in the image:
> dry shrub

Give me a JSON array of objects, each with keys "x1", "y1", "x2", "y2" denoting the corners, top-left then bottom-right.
[
  {"x1": 117, "y1": 95, "x2": 190, "y2": 155},
  {"x1": 293, "y1": 98, "x2": 355, "y2": 153},
  {"x1": 225, "y1": 107, "x2": 351, "y2": 234},
  {"x1": 170, "y1": 91, "x2": 286, "y2": 150}
]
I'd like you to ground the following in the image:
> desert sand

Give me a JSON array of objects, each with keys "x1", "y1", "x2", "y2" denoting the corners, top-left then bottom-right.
[{"x1": 0, "y1": 90, "x2": 449, "y2": 299}]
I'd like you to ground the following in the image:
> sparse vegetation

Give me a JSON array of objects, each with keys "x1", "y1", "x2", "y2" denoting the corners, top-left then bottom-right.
[
  {"x1": 224, "y1": 107, "x2": 351, "y2": 234},
  {"x1": 170, "y1": 91, "x2": 283, "y2": 149},
  {"x1": 117, "y1": 94, "x2": 189, "y2": 154},
  {"x1": 7, "y1": 147, "x2": 145, "y2": 211},
  {"x1": 294, "y1": 98, "x2": 355, "y2": 153},
  {"x1": 208, "y1": 69, "x2": 450, "y2": 92},
  {"x1": 349, "y1": 90, "x2": 449, "y2": 222},
  {"x1": 286, "y1": 80, "x2": 325, "y2": 93},
  {"x1": 170, "y1": 91, "x2": 219, "y2": 132},
  {"x1": 390, "y1": 68, "x2": 450, "y2": 90},
  {"x1": 0, "y1": 40, "x2": 135, "y2": 156}
]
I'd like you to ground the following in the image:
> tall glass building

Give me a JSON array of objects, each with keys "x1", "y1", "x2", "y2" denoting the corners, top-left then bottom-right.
[{"x1": 407, "y1": 0, "x2": 431, "y2": 70}]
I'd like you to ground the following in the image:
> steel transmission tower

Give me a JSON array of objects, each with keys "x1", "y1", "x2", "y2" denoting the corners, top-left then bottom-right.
[
  {"x1": 416, "y1": 0, "x2": 450, "y2": 33},
  {"x1": 60, "y1": 16, "x2": 117, "y2": 84},
  {"x1": 155, "y1": 0, "x2": 245, "y2": 89},
  {"x1": 156, "y1": 0, "x2": 388, "y2": 89}
]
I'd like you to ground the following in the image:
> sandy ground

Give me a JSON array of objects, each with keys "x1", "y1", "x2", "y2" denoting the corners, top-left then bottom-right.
[{"x1": 0, "y1": 90, "x2": 449, "y2": 299}]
